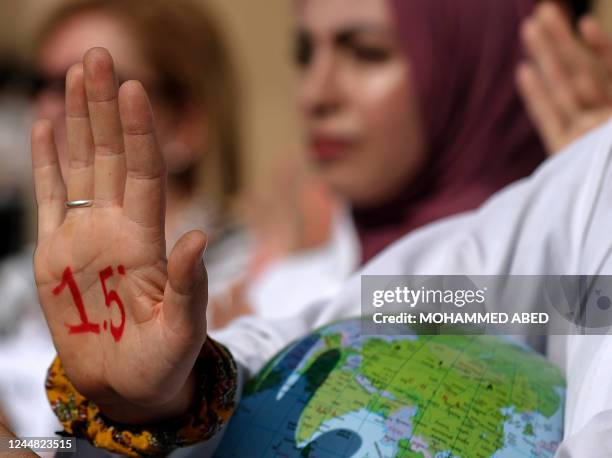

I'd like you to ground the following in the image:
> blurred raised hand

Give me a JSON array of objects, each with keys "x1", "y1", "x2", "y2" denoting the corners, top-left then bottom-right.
[
  {"x1": 32, "y1": 48, "x2": 208, "y2": 424},
  {"x1": 517, "y1": 2, "x2": 612, "y2": 154}
]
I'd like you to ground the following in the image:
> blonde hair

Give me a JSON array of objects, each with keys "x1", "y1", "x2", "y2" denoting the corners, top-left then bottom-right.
[{"x1": 34, "y1": 0, "x2": 242, "y2": 219}]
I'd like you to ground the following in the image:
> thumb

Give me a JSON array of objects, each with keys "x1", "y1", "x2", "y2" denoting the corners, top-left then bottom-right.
[{"x1": 163, "y1": 230, "x2": 208, "y2": 338}]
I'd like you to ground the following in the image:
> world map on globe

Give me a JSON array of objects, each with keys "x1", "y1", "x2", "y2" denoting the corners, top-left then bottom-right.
[{"x1": 216, "y1": 319, "x2": 565, "y2": 457}]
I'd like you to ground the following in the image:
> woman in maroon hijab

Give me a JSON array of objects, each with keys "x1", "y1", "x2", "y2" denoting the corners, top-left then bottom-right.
[
  {"x1": 356, "y1": 0, "x2": 548, "y2": 261},
  {"x1": 242, "y1": 0, "x2": 548, "y2": 323},
  {"x1": 296, "y1": 0, "x2": 546, "y2": 264}
]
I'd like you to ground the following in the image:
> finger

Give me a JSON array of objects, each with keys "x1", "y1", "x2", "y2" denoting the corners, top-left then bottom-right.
[
  {"x1": 580, "y1": 16, "x2": 612, "y2": 75},
  {"x1": 522, "y1": 16, "x2": 580, "y2": 118},
  {"x1": 65, "y1": 63, "x2": 94, "y2": 202},
  {"x1": 83, "y1": 48, "x2": 126, "y2": 205},
  {"x1": 580, "y1": 16, "x2": 612, "y2": 102},
  {"x1": 538, "y1": 3, "x2": 586, "y2": 70},
  {"x1": 31, "y1": 120, "x2": 66, "y2": 240},
  {"x1": 539, "y1": 4, "x2": 607, "y2": 106},
  {"x1": 118, "y1": 81, "x2": 166, "y2": 234},
  {"x1": 163, "y1": 230, "x2": 208, "y2": 338},
  {"x1": 516, "y1": 63, "x2": 566, "y2": 154}
]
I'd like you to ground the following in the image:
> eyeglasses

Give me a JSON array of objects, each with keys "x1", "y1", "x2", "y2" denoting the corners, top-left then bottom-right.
[
  {"x1": 0, "y1": 57, "x2": 185, "y2": 106},
  {"x1": 0, "y1": 58, "x2": 43, "y2": 96},
  {"x1": 30, "y1": 73, "x2": 66, "y2": 98},
  {"x1": 28, "y1": 69, "x2": 183, "y2": 103}
]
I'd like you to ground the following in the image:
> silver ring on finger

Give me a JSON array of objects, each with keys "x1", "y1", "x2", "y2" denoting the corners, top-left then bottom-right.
[{"x1": 65, "y1": 199, "x2": 94, "y2": 209}]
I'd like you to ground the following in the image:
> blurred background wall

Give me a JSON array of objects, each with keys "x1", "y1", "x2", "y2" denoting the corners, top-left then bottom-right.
[
  {"x1": 594, "y1": 0, "x2": 612, "y2": 33},
  {"x1": 0, "y1": 0, "x2": 301, "y2": 191}
]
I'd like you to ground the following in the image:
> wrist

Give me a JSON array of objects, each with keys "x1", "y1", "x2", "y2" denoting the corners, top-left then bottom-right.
[{"x1": 97, "y1": 371, "x2": 196, "y2": 424}]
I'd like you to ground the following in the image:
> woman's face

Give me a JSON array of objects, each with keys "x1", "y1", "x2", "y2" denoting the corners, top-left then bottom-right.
[
  {"x1": 297, "y1": 0, "x2": 425, "y2": 207},
  {"x1": 34, "y1": 10, "x2": 197, "y2": 179}
]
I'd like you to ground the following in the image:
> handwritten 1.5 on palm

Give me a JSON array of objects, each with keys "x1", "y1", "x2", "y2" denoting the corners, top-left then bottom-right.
[{"x1": 52, "y1": 265, "x2": 127, "y2": 342}]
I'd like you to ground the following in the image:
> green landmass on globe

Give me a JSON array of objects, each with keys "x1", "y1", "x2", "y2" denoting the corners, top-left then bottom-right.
[{"x1": 216, "y1": 319, "x2": 565, "y2": 457}]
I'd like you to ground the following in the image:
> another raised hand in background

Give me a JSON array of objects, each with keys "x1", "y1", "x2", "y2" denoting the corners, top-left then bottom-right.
[
  {"x1": 32, "y1": 48, "x2": 207, "y2": 424},
  {"x1": 517, "y1": 2, "x2": 612, "y2": 154},
  {"x1": 245, "y1": 154, "x2": 336, "y2": 274}
]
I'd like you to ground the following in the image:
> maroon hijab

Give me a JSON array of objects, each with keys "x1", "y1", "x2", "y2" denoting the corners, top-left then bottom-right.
[{"x1": 353, "y1": 0, "x2": 546, "y2": 263}]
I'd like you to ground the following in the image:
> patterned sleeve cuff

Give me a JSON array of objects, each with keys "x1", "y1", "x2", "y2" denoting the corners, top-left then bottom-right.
[{"x1": 45, "y1": 337, "x2": 238, "y2": 457}]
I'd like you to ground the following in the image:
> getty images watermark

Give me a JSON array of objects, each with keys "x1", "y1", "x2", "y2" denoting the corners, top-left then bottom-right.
[{"x1": 361, "y1": 275, "x2": 612, "y2": 335}]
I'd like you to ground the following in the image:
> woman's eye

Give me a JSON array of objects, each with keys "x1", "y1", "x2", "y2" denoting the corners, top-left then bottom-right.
[
  {"x1": 351, "y1": 45, "x2": 390, "y2": 62},
  {"x1": 295, "y1": 34, "x2": 313, "y2": 67}
]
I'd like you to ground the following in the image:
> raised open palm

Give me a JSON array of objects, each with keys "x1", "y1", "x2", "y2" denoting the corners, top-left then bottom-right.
[
  {"x1": 32, "y1": 48, "x2": 208, "y2": 423},
  {"x1": 517, "y1": 3, "x2": 612, "y2": 155}
]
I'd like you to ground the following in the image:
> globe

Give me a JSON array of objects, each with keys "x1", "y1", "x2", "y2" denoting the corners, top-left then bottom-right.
[{"x1": 215, "y1": 319, "x2": 565, "y2": 457}]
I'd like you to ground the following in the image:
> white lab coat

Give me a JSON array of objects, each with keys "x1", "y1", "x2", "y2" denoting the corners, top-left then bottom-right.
[
  {"x1": 246, "y1": 205, "x2": 360, "y2": 320},
  {"x1": 211, "y1": 118, "x2": 612, "y2": 457}
]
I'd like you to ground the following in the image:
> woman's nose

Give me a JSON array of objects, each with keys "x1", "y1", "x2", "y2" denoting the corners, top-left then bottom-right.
[{"x1": 299, "y1": 50, "x2": 343, "y2": 119}]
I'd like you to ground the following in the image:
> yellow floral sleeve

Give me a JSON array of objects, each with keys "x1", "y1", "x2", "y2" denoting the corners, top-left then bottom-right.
[{"x1": 46, "y1": 338, "x2": 237, "y2": 457}]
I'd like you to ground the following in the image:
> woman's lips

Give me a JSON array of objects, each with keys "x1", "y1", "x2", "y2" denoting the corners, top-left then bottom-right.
[{"x1": 310, "y1": 136, "x2": 355, "y2": 161}]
